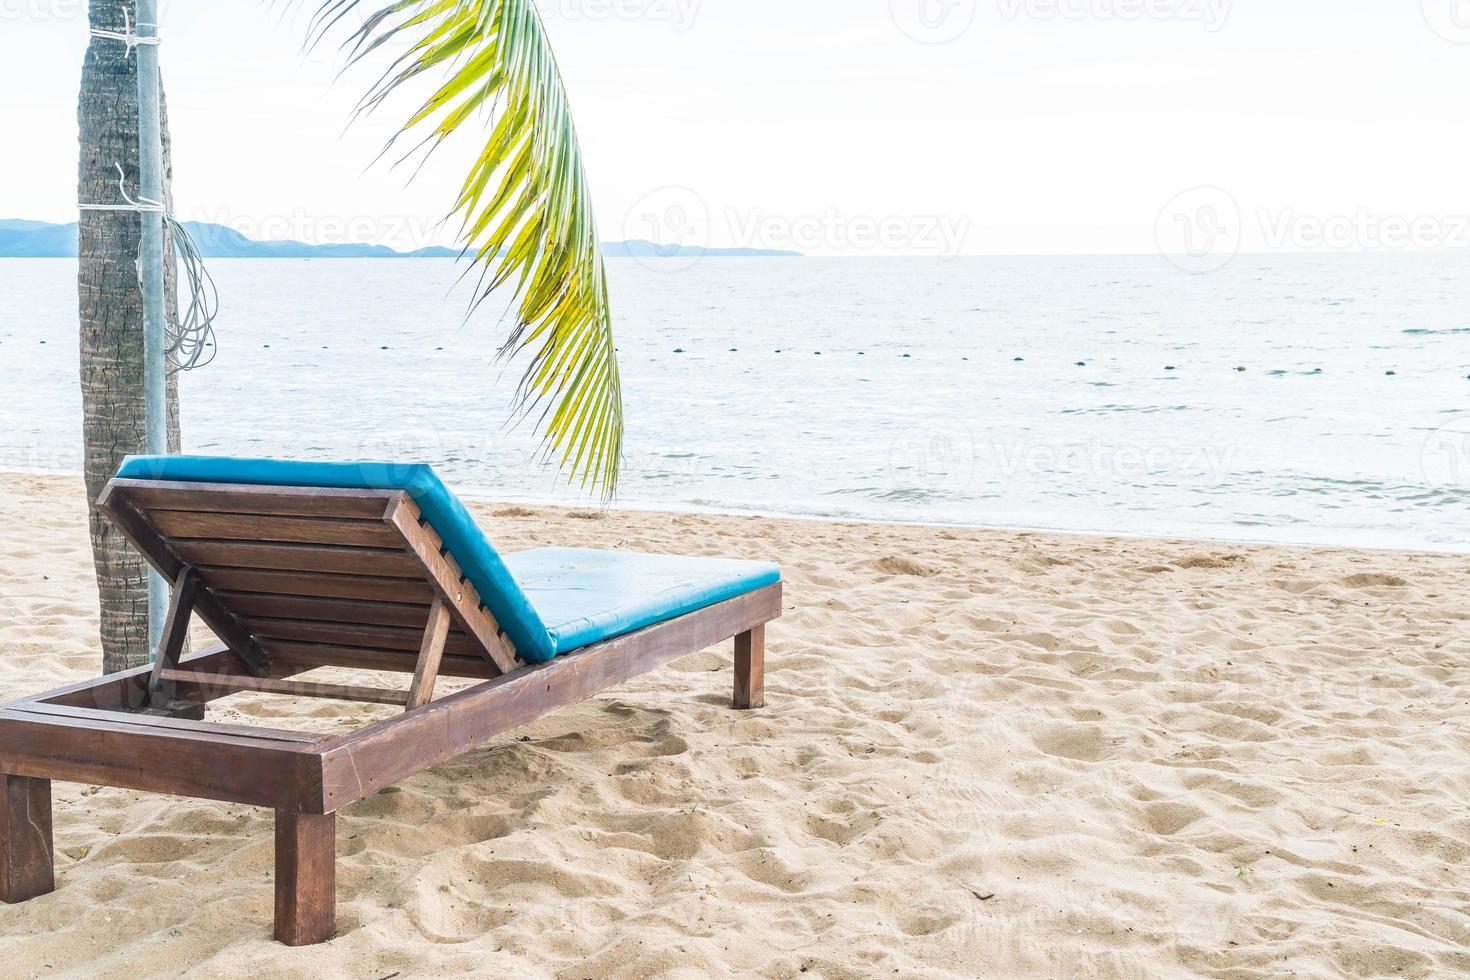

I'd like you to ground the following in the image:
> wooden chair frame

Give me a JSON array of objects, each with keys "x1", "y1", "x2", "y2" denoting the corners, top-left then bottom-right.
[{"x1": 0, "y1": 479, "x2": 779, "y2": 945}]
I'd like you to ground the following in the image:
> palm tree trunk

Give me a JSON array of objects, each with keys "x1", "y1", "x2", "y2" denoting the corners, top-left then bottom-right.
[{"x1": 78, "y1": 0, "x2": 183, "y2": 674}]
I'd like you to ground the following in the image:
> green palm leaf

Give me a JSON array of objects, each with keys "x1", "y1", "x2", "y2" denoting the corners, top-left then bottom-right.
[{"x1": 305, "y1": 0, "x2": 623, "y2": 493}]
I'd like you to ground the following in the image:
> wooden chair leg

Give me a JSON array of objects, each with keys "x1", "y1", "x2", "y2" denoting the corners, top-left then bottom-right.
[
  {"x1": 274, "y1": 810, "x2": 336, "y2": 946},
  {"x1": 405, "y1": 597, "x2": 451, "y2": 711},
  {"x1": 147, "y1": 564, "x2": 199, "y2": 710},
  {"x1": 734, "y1": 625, "x2": 766, "y2": 710},
  {"x1": 1, "y1": 775, "x2": 55, "y2": 904}
]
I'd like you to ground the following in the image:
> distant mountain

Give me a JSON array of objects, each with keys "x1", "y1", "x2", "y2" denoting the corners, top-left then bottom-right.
[
  {"x1": 0, "y1": 220, "x2": 801, "y2": 259},
  {"x1": 0, "y1": 220, "x2": 81, "y2": 257},
  {"x1": 603, "y1": 238, "x2": 801, "y2": 258},
  {"x1": 0, "y1": 219, "x2": 57, "y2": 232},
  {"x1": 0, "y1": 219, "x2": 459, "y2": 259},
  {"x1": 179, "y1": 222, "x2": 460, "y2": 259}
]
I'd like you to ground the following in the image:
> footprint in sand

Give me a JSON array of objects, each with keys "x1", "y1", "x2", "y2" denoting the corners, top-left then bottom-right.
[
  {"x1": 1342, "y1": 572, "x2": 1409, "y2": 588},
  {"x1": 1174, "y1": 554, "x2": 1248, "y2": 570},
  {"x1": 1140, "y1": 800, "x2": 1209, "y2": 836},
  {"x1": 873, "y1": 555, "x2": 942, "y2": 577},
  {"x1": 1032, "y1": 723, "x2": 1111, "y2": 762},
  {"x1": 1271, "y1": 578, "x2": 1324, "y2": 594}
]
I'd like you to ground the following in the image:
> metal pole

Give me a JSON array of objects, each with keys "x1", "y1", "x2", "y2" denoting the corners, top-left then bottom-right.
[{"x1": 137, "y1": 0, "x2": 168, "y2": 656}]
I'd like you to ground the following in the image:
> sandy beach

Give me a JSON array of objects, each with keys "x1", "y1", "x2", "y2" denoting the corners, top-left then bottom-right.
[{"x1": 0, "y1": 471, "x2": 1466, "y2": 979}]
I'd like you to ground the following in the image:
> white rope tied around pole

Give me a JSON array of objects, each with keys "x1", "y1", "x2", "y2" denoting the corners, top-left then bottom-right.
[
  {"x1": 78, "y1": 163, "x2": 163, "y2": 215},
  {"x1": 89, "y1": 9, "x2": 160, "y2": 53},
  {"x1": 81, "y1": 164, "x2": 220, "y2": 374}
]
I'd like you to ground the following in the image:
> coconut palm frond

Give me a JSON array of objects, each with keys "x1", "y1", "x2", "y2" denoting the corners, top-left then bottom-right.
[{"x1": 309, "y1": 0, "x2": 622, "y2": 493}]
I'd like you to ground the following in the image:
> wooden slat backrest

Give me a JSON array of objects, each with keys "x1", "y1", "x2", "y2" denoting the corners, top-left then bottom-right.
[{"x1": 97, "y1": 479, "x2": 520, "y2": 679}]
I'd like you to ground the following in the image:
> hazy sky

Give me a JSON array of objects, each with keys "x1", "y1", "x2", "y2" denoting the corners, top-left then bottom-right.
[{"x1": 3, "y1": 1, "x2": 1469, "y2": 255}]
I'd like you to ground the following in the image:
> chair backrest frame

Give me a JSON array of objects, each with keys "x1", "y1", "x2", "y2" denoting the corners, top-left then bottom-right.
[{"x1": 97, "y1": 478, "x2": 519, "y2": 684}]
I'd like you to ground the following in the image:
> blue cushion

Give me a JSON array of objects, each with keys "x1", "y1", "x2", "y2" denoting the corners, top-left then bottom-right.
[
  {"x1": 114, "y1": 456, "x2": 781, "y2": 663},
  {"x1": 116, "y1": 455, "x2": 556, "y2": 662},
  {"x1": 502, "y1": 547, "x2": 781, "y2": 655}
]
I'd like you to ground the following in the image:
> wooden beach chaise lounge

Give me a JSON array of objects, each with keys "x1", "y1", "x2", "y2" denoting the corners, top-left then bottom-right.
[{"x1": 0, "y1": 456, "x2": 781, "y2": 945}]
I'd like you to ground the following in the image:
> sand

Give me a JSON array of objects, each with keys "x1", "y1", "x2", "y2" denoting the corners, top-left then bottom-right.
[{"x1": 0, "y1": 472, "x2": 1466, "y2": 979}]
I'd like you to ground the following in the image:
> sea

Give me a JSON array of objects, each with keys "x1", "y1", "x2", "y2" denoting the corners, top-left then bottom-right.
[{"x1": 3, "y1": 254, "x2": 1467, "y2": 552}]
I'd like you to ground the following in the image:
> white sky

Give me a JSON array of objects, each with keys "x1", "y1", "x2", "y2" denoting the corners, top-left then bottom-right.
[{"x1": 2, "y1": 0, "x2": 1468, "y2": 255}]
